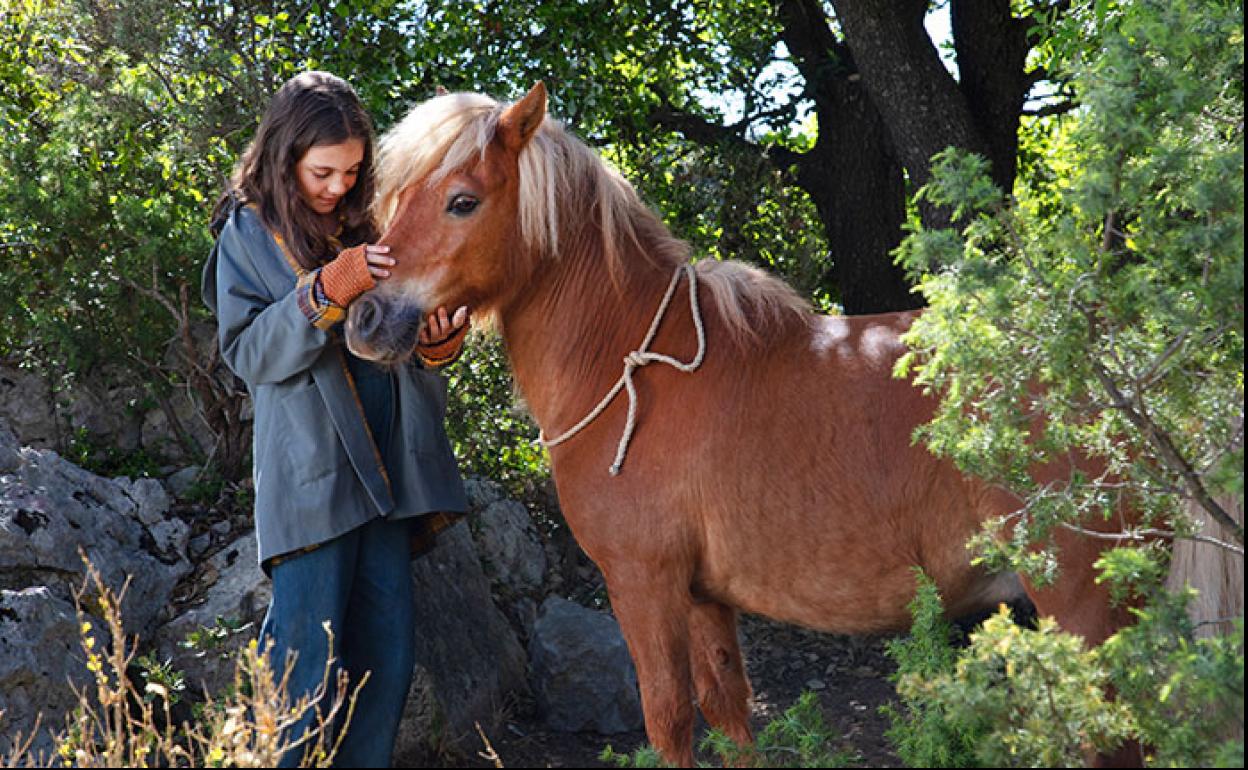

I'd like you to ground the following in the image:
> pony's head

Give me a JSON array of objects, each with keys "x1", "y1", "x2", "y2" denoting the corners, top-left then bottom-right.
[
  {"x1": 345, "y1": 82, "x2": 551, "y2": 363},
  {"x1": 346, "y1": 81, "x2": 668, "y2": 363}
]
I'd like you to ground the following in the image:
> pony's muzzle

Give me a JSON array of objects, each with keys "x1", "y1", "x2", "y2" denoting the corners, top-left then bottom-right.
[
  {"x1": 345, "y1": 292, "x2": 425, "y2": 363},
  {"x1": 352, "y1": 293, "x2": 385, "y2": 341}
]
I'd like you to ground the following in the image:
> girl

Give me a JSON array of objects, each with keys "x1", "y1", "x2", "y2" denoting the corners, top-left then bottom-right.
[{"x1": 202, "y1": 71, "x2": 470, "y2": 767}]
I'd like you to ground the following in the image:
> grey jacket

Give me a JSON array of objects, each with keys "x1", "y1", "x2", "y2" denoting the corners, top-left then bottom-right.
[{"x1": 202, "y1": 205, "x2": 467, "y2": 567}]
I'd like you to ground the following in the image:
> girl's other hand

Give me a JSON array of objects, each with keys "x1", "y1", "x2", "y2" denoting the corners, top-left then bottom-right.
[{"x1": 419, "y1": 305, "x2": 470, "y2": 344}]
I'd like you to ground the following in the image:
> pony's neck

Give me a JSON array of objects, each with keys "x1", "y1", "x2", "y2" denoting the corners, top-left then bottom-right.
[{"x1": 499, "y1": 220, "x2": 678, "y2": 436}]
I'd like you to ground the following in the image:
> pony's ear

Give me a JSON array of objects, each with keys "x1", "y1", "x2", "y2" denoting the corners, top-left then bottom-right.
[
  {"x1": 498, "y1": 81, "x2": 547, "y2": 152},
  {"x1": 434, "y1": 85, "x2": 449, "y2": 97}
]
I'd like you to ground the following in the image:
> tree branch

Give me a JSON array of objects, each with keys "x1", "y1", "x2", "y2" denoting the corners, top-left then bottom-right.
[
  {"x1": 728, "y1": 100, "x2": 802, "y2": 133},
  {"x1": 648, "y1": 103, "x2": 805, "y2": 173},
  {"x1": 1088, "y1": 349, "x2": 1244, "y2": 544},
  {"x1": 778, "y1": 0, "x2": 852, "y2": 89},
  {"x1": 1023, "y1": 100, "x2": 1078, "y2": 118},
  {"x1": 1058, "y1": 522, "x2": 1245, "y2": 556}
]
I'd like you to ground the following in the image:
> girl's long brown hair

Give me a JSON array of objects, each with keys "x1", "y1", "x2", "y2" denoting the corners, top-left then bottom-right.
[{"x1": 211, "y1": 71, "x2": 378, "y2": 269}]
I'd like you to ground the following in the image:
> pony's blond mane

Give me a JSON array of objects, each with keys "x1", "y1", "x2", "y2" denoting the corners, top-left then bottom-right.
[{"x1": 374, "y1": 91, "x2": 812, "y2": 345}]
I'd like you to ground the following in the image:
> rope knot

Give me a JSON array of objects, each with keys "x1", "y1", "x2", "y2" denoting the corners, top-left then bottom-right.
[{"x1": 539, "y1": 263, "x2": 705, "y2": 475}]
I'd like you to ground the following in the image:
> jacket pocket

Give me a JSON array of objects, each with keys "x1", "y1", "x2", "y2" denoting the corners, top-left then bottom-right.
[
  {"x1": 401, "y1": 366, "x2": 451, "y2": 455},
  {"x1": 277, "y1": 381, "x2": 351, "y2": 484}
]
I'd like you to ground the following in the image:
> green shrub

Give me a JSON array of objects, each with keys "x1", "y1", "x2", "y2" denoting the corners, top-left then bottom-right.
[
  {"x1": 888, "y1": 2, "x2": 1244, "y2": 765},
  {"x1": 884, "y1": 569, "x2": 1244, "y2": 768},
  {"x1": 444, "y1": 332, "x2": 549, "y2": 497},
  {"x1": 600, "y1": 691, "x2": 856, "y2": 768},
  {"x1": 881, "y1": 571, "x2": 983, "y2": 768},
  {"x1": 1099, "y1": 585, "x2": 1244, "y2": 767}
]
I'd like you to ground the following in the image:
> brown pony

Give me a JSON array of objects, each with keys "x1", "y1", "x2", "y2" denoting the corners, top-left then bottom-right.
[{"x1": 347, "y1": 83, "x2": 1140, "y2": 766}]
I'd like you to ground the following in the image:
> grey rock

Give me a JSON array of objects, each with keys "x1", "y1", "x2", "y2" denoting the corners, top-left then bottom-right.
[
  {"x1": 472, "y1": 499, "x2": 548, "y2": 595},
  {"x1": 115, "y1": 476, "x2": 172, "y2": 526},
  {"x1": 148, "y1": 518, "x2": 191, "y2": 563},
  {"x1": 140, "y1": 390, "x2": 213, "y2": 466},
  {"x1": 528, "y1": 596, "x2": 643, "y2": 734},
  {"x1": 0, "y1": 587, "x2": 100, "y2": 760},
  {"x1": 189, "y1": 533, "x2": 212, "y2": 560},
  {"x1": 395, "y1": 521, "x2": 529, "y2": 763},
  {"x1": 166, "y1": 466, "x2": 203, "y2": 499},
  {"x1": 64, "y1": 381, "x2": 144, "y2": 456},
  {"x1": 153, "y1": 534, "x2": 270, "y2": 699},
  {"x1": 508, "y1": 596, "x2": 539, "y2": 642},
  {"x1": 0, "y1": 447, "x2": 190, "y2": 637},
  {"x1": 0, "y1": 365, "x2": 58, "y2": 449},
  {"x1": 0, "y1": 420, "x2": 20, "y2": 473},
  {"x1": 463, "y1": 476, "x2": 505, "y2": 509}
]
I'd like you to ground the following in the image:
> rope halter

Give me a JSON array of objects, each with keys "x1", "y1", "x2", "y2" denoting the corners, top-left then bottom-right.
[{"x1": 539, "y1": 263, "x2": 706, "y2": 475}]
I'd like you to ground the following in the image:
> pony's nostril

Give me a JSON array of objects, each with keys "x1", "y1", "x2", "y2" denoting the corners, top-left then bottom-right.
[{"x1": 355, "y1": 295, "x2": 383, "y2": 341}]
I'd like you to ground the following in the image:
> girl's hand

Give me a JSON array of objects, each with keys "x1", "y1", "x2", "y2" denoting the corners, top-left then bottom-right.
[
  {"x1": 419, "y1": 305, "x2": 470, "y2": 344},
  {"x1": 365, "y1": 244, "x2": 394, "y2": 279}
]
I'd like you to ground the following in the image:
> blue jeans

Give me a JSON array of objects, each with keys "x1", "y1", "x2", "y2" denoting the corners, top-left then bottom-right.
[{"x1": 259, "y1": 515, "x2": 415, "y2": 768}]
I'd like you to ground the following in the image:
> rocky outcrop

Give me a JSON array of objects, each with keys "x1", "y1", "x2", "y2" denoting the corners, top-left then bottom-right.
[
  {"x1": 0, "y1": 421, "x2": 192, "y2": 757},
  {"x1": 152, "y1": 532, "x2": 270, "y2": 701},
  {"x1": 0, "y1": 586, "x2": 95, "y2": 755},
  {"x1": 0, "y1": 427, "x2": 191, "y2": 639},
  {"x1": 396, "y1": 521, "x2": 531, "y2": 763},
  {"x1": 463, "y1": 477, "x2": 550, "y2": 644},
  {"x1": 528, "y1": 596, "x2": 643, "y2": 734},
  {"x1": 0, "y1": 365, "x2": 59, "y2": 450},
  {"x1": 0, "y1": 349, "x2": 217, "y2": 470}
]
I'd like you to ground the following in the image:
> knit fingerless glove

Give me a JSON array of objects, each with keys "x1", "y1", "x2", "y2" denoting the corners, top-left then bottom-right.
[
  {"x1": 319, "y1": 244, "x2": 376, "y2": 306},
  {"x1": 417, "y1": 322, "x2": 470, "y2": 368}
]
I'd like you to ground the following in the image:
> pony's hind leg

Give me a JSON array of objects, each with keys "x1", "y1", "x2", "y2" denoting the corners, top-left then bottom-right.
[
  {"x1": 689, "y1": 600, "x2": 753, "y2": 749},
  {"x1": 606, "y1": 570, "x2": 697, "y2": 767},
  {"x1": 1027, "y1": 527, "x2": 1144, "y2": 766},
  {"x1": 1026, "y1": 526, "x2": 1137, "y2": 646}
]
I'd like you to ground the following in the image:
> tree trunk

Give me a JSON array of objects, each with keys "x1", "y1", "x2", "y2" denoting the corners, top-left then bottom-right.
[
  {"x1": 830, "y1": 0, "x2": 1034, "y2": 201},
  {"x1": 659, "y1": 0, "x2": 1037, "y2": 313},
  {"x1": 951, "y1": 0, "x2": 1034, "y2": 191},
  {"x1": 780, "y1": 0, "x2": 920, "y2": 313},
  {"x1": 829, "y1": 0, "x2": 988, "y2": 229},
  {"x1": 799, "y1": 84, "x2": 918, "y2": 313}
]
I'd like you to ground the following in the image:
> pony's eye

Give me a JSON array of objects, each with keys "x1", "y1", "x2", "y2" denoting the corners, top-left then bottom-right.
[{"x1": 447, "y1": 194, "x2": 479, "y2": 216}]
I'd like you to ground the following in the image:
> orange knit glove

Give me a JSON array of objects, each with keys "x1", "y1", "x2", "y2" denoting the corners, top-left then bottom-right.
[
  {"x1": 417, "y1": 322, "x2": 470, "y2": 367},
  {"x1": 319, "y1": 244, "x2": 376, "y2": 306}
]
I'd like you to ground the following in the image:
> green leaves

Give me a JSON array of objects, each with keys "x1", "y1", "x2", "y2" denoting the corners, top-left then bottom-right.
[
  {"x1": 1101, "y1": 594, "x2": 1245, "y2": 766},
  {"x1": 443, "y1": 334, "x2": 548, "y2": 495},
  {"x1": 921, "y1": 609, "x2": 1134, "y2": 767},
  {"x1": 886, "y1": 569, "x2": 1244, "y2": 767},
  {"x1": 891, "y1": 3, "x2": 1244, "y2": 762},
  {"x1": 899, "y1": 0, "x2": 1244, "y2": 583}
]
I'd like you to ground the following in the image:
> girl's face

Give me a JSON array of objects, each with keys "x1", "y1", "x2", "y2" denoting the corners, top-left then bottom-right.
[{"x1": 295, "y1": 139, "x2": 365, "y2": 215}]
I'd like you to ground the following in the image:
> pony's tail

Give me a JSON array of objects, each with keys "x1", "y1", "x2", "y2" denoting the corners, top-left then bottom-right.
[{"x1": 1166, "y1": 492, "x2": 1244, "y2": 639}]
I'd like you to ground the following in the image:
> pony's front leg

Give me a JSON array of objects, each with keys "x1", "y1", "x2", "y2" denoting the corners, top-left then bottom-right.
[
  {"x1": 689, "y1": 600, "x2": 753, "y2": 749},
  {"x1": 606, "y1": 570, "x2": 696, "y2": 767}
]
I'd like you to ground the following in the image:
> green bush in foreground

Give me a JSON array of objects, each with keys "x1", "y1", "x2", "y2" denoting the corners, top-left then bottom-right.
[
  {"x1": 888, "y1": 2, "x2": 1243, "y2": 765},
  {"x1": 881, "y1": 572, "x2": 982, "y2": 768},
  {"x1": 884, "y1": 571, "x2": 1244, "y2": 768}
]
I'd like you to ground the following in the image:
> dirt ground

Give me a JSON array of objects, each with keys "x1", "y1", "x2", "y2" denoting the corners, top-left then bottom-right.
[{"x1": 458, "y1": 614, "x2": 904, "y2": 768}]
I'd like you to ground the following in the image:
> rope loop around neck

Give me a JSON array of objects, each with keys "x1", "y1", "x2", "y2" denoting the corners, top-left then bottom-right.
[{"x1": 539, "y1": 263, "x2": 706, "y2": 475}]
